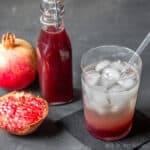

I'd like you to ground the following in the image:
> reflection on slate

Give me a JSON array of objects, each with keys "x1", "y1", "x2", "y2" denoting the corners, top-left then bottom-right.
[{"x1": 58, "y1": 110, "x2": 150, "y2": 150}]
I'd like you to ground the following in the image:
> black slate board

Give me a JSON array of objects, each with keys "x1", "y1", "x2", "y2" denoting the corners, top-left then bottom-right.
[{"x1": 58, "y1": 110, "x2": 150, "y2": 150}]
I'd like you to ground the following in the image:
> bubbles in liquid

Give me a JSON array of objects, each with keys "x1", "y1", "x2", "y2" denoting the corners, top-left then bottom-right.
[{"x1": 95, "y1": 60, "x2": 110, "y2": 72}]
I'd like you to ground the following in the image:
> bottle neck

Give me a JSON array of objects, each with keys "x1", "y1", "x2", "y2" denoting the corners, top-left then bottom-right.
[
  {"x1": 40, "y1": 0, "x2": 65, "y2": 33},
  {"x1": 40, "y1": 16, "x2": 64, "y2": 32}
]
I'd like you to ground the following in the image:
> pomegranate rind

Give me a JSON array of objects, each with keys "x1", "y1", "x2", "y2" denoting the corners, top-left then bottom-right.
[
  {"x1": 0, "y1": 37, "x2": 37, "y2": 90},
  {"x1": 0, "y1": 91, "x2": 48, "y2": 135}
]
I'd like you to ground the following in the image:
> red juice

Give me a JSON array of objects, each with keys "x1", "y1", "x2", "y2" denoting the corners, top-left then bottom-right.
[
  {"x1": 84, "y1": 107, "x2": 133, "y2": 141},
  {"x1": 37, "y1": 26, "x2": 73, "y2": 104}
]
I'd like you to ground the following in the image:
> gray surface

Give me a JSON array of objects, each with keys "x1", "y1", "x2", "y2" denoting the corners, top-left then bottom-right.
[
  {"x1": 0, "y1": 0, "x2": 150, "y2": 149},
  {"x1": 0, "y1": 127, "x2": 90, "y2": 150},
  {"x1": 60, "y1": 110, "x2": 150, "y2": 150},
  {"x1": 138, "y1": 142, "x2": 150, "y2": 150}
]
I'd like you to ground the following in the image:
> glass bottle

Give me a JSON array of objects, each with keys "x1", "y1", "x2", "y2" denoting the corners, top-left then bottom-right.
[{"x1": 37, "y1": 0, "x2": 73, "y2": 105}]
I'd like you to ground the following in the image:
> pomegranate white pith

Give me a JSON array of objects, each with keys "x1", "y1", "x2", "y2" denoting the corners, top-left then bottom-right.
[{"x1": 0, "y1": 91, "x2": 48, "y2": 135}]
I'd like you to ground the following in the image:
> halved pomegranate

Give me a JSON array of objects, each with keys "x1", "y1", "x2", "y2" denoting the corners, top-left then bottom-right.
[{"x1": 0, "y1": 91, "x2": 48, "y2": 135}]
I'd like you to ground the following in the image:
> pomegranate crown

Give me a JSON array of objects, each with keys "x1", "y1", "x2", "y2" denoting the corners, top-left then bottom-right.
[{"x1": 2, "y1": 32, "x2": 16, "y2": 49}]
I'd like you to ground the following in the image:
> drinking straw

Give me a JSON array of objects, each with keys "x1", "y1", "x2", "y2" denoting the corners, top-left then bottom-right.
[{"x1": 129, "y1": 32, "x2": 150, "y2": 64}]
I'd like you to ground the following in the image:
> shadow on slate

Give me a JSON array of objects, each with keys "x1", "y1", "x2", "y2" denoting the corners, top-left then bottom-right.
[
  {"x1": 24, "y1": 78, "x2": 40, "y2": 95},
  {"x1": 14, "y1": 118, "x2": 64, "y2": 140},
  {"x1": 57, "y1": 110, "x2": 150, "y2": 150},
  {"x1": 72, "y1": 88, "x2": 82, "y2": 102},
  {"x1": 25, "y1": 79, "x2": 81, "y2": 103}
]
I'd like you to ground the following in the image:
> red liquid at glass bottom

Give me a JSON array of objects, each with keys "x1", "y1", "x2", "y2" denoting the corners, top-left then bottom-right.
[
  {"x1": 84, "y1": 107, "x2": 134, "y2": 141},
  {"x1": 37, "y1": 27, "x2": 73, "y2": 105}
]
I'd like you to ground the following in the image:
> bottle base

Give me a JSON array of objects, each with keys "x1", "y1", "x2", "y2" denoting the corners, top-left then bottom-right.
[{"x1": 50, "y1": 99, "x2": 73, "y2": 106}]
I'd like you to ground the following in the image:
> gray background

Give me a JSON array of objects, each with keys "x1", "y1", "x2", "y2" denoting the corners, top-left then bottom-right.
[{"x1": 0, "y1": 0, "x2": 150, "y2": 149}]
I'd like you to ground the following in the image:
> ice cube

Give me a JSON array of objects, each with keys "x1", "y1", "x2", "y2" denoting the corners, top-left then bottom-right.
[
  {"x1": 109, "y1": 84, "x2": 125, "y2": 92},
  {"x1": 102, "y1": 68, "x2": 120, "y2": 81},
  {"x1": 118, "y1": 78, "x2": 136, "y2": 90},
  {"x1": 96, "y1": 107, "x2": 110, "y2": 114},
  {"x1": 81, "y1": 79, "x2": 93, "y2": 99},
  {"x1": 111, "y1": 92, "x2": 137, "y2": 114},
  {"x1": 109, "y1": 92, "x2": 128, "y2": 106},
  {"x1": 100, "y1": 68, "x2": 120, "y2": 88},
  {"x1": 81, "y1": 79, "x2": 88, "y2": 94},
  {"x1": 111, "y1": 102, "x2": 129, "y2": 113},
  {"x1": 120, "y1": 64, "x2": 137, "y2": 80},
  {"x1": 85, "y1": 70, "x2": 100, "y2": 86},
  {"x1": 83, "y1": 86, "x2": 111, "y2": 113},
  {"x1": 93, "y1": 85, "x2": 107, "y2": 92},
  {"x1": 108, "y1": 83, "x2": 138, "y2": 107},
  {"x1": 92, "y1": 89, "x2": 111, "y2": 108},
  {"x1": 110, "y1": 60, "x2": 125, "y2": 71},
  {"x1": 84, "y1": 63, "x2": 96, "y2": 72},
  {"x1": 83, "y1": 91, "x2": 110, "y2": 115},
  {"x1": 95, "y1": 60, "x2": 110, "y2": 72}
]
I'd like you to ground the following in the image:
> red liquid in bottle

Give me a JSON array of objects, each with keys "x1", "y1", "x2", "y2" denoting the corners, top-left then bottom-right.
[{"x1": 37, "y1": 26, "x2": 73, "y2": 104}]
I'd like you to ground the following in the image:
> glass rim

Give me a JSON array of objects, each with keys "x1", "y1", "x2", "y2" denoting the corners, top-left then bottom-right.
[{"x1": 81, "y1": 45, "x2": 142, "y2": 73}]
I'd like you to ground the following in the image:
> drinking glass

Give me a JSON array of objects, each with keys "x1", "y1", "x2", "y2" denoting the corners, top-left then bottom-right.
[{"x1": 81, "y1": 45, "x2": 142, "y2": 141}]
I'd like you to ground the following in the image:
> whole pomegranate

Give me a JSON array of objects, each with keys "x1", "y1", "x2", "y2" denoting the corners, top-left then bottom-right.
[
  {"x1": 0, "y1": 32, "x2": 37, "y2": 90},
  {"x1": 0, "y1": 91, "x2": 48, "y2": 135}
]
